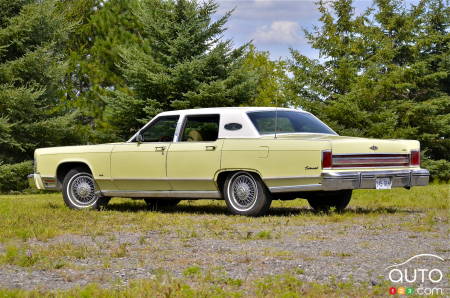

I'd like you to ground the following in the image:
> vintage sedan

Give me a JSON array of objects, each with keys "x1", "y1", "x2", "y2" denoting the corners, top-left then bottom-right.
[{"x1": 28, "y1": 107, "x2": 430, "y2": 216}]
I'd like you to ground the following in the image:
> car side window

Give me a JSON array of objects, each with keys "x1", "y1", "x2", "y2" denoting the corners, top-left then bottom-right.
[
  {"x1": 138, "y1": 116, "x2": 179, "y2": 142},
  {"x1": 180, "y1": 115, "x2": 220, "y2": 142}
]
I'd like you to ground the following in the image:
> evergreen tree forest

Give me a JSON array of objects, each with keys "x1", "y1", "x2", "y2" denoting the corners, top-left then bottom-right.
[{"x1": 0, "y1": 0, "x2": 448, "y2": 191}]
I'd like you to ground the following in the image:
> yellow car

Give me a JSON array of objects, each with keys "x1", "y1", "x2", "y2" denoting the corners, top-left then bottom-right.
[{"x1": 28, "y1": 107, "x2": 429, "y2": 216}]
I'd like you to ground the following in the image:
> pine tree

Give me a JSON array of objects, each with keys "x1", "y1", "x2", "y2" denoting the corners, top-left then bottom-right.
[
  {"x1": 288, "y1": 0, "x2": 449, "y2": 179},
  {"x1": 63, "y1": 0, "x2": 142, "y2": 142},
  {"x1": 0, "y1": 0, "x2": 85, "y2": 163},
  {"x1": 104, "y1": 0, "x2": 258, "y2": 139}
]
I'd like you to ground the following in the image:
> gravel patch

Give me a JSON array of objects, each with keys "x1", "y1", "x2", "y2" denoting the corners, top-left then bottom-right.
[{"x1": 0, "y1": 212, "x2": 448, "y2": 291}]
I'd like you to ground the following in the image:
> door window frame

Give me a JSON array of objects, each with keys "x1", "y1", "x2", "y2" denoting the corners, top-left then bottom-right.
[
  {"x1": 129, "y1": 115, "x2": 181, "y2": 143},
  {"x1": 175, "y1": 114, "x2": 221, "y2": 143}
]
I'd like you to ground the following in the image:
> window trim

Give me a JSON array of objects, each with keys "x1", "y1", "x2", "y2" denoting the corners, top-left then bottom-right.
[
  {"x1": 245, "y1": 110, "x2": 338, "y2": 136},
  {"x1": 129, "y1": 115, "x2": 180, "y2": 143},
  {"x1": 177, "y1": 114, "x2": 221, "y2": 143}
]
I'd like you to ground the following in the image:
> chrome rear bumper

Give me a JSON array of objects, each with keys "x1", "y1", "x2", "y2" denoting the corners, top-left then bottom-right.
[
  {"x1": 269, "y1": 169, "x2": 429, "y2": 193},
  {"x1": 321, "y1": 169, "x2": 429, "y2": 191}
]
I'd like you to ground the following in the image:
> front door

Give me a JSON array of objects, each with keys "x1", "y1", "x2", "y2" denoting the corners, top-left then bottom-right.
[
  {"x1": 167, "y1": 114, "x2": 222, "y2": 191},
  {"x1": 110, "y1": 115, "x2": 179, "y2": 191}
]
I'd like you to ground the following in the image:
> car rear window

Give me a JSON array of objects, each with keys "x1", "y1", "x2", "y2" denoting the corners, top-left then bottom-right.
[{"x1": 247, "y1": 111, "x2": 336, "y2": 135}]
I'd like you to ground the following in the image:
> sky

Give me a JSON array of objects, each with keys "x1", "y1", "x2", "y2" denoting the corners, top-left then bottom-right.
[{"x1": 214, "y1": 0, "x2": 419, "y2": 60}]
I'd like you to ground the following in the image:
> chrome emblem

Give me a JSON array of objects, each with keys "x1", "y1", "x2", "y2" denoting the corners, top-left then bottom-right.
[
  {"x1": 370, "y1": 145, "x2": 378, "y2": 151},
  {"x1": 305, "y1": 166, "x2": 318, "y2": 170}
]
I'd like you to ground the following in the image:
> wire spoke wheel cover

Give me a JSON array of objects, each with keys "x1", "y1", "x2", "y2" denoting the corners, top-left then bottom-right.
[
  {"x1": 228, "y1": 173, "x2": 259, "y2": 212},
  {"x1": 67, "y1": 173, "x2": 98, "y2": 207}
]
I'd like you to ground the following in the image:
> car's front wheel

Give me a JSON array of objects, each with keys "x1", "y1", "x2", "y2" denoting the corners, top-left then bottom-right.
[
  {"x1": 306, "y1": 190, "x2": 352, "y2": 212},
  {"x1": 62, "y1": 168, "x2": 109, "y2": 210},
  {"x1": 223, "y1": 171, "x2": 272, "y2": 216}
]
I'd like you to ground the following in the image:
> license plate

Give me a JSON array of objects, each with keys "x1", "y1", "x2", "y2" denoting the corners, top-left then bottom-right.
[{"x1": 376, "y1": 177, "x2": 392, "y2": 189}]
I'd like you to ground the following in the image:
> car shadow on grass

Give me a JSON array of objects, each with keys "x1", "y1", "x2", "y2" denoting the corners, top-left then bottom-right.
[
  {"x1": 104, "y1": 201, "x2": 422, "y2": 217},
  {"x1": 268, "y1": 206, "x2": 421, "y2": 216}
]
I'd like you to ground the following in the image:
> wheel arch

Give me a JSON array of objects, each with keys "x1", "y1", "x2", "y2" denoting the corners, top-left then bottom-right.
[
  {"x1": 56, "y1": 160, "x2": 93, "y2": 190},
  {"x1": 214, "y1": 169, "x2": 266, "y2": 193}
]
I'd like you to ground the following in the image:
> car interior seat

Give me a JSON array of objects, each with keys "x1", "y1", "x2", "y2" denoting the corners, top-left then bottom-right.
[{"x1": 186, "y1": 130, "x2": 203, "y2": 142}]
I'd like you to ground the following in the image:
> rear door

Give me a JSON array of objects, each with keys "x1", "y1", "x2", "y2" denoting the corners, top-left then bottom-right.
[
  {"x1": 110, "y1": 115, "x2": 179, "y2": 191},
  {"x1": 167, "y1": 114, "x2": 223, "y2": 191}
]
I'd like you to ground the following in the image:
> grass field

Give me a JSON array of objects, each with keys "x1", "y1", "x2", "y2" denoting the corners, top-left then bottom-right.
[{"x1": 0, "y1": 184, "x2": 448, "y2": 297}]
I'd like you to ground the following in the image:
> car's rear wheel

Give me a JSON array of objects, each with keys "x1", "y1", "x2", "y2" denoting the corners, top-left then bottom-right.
[
  {"x1": 306, "y1": 190, "x2": 352, "y2": 212},
  {"x1": 62, "y1": 168, "x2": 109, "y2": 210},
  {"x1": 223, "y1": 171, "x2": 272, "y2": 216},
  {"x1": 144, "y1": 199, "x2": 181, "y2": 210}
]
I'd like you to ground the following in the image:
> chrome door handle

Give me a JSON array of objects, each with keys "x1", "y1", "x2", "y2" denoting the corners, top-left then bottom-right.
[
  {"x1": 205, "y1": 146, "x2": 216, "y2": 151},
  {"x1": 155, "y1": 146, "x2": 166, "y2": 152}
]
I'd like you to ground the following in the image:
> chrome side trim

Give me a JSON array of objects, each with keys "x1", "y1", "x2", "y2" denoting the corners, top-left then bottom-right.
[
  {"x1": 269, "y1": 184, "x2": 323, "y2": 193},
  {"x1": 263, "y1": 175, "x2": 321, "y2": 180},
  {"x1": 99, "y1": 178, "x2": 213, "y2": 181},
  {"x1": 99, "y1": 190, "x2": 222, "y2": 199}
]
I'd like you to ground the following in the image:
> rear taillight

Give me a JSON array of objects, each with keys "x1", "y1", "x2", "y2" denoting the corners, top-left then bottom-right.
[
  {"x1": 410, "y1": 150, "x2": 420, "y2": 166},
  {"x1": 322, "y1": 150, "x2": 332, "y2": 168}
]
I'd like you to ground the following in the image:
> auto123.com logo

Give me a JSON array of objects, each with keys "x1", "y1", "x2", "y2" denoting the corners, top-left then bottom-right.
[{"x1": 386, "y1": 254, "x2": 447, "y2": 296}]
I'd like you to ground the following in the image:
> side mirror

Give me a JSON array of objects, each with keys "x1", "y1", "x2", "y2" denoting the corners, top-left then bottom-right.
[{"x1": 136, "y1": 133, "x2": 144, "y2": 144}]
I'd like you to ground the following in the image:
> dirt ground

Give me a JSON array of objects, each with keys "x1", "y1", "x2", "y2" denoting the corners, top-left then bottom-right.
[{"x1": 0, "y1": 202, "x2": 448, "y2": 293}]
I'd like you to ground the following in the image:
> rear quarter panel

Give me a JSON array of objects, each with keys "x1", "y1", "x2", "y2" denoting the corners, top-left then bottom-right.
[{"x1": 220, "y1": 139, "x2": 329, "y2": 188}]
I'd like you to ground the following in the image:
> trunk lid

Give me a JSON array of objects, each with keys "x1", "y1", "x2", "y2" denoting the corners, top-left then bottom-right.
[
  {"x1": 326, "y1": 136, "x2": 411, "y2": 155},
  {"x1": 269, "y1": 134, "x2": 417, "y2": 154},
  {"x1": 269, "y1": 133, "x2": 420, "y2": 168}
]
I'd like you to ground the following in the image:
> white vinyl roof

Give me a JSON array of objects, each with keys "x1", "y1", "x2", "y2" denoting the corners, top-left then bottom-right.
[
  {"x1": 162, "y1": 107, "x2": 307, "y2": 139},
  {"x1": 129, "y1": 107, "x2": 309, "y2": 141},
  {"x1": 158, "y1": 106, "x2": 303, "y2": 116}
]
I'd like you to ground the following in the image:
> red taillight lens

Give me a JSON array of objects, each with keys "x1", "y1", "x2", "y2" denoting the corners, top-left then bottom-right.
[
  {"x1": 322, "y1": 150, "x2": 332, "y2": 168},
  {"x1": 410, "y1": 150, "x2": 420, "y2": 166}
]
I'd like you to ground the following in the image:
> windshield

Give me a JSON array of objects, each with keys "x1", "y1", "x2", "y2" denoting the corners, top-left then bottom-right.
[{"x1": 247, "y1": 111, "x2": 336, "y2": 135}]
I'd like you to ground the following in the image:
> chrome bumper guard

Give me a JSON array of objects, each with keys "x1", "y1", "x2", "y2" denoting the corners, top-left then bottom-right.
[
  {"x1": 322, "y1": 169, "x2": 430, "y2": 191},
  {"x1": 27, "y1": 174, "x2": 57, "y2": 190}
]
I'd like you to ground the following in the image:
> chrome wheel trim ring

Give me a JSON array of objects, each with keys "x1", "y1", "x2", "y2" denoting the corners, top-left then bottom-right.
[
  {"x1": 67, "y1": 173, "x2": 98, "y2": 208},
  {"x1": 227, "y1": 172, "x2": 259, "y2": 212}
]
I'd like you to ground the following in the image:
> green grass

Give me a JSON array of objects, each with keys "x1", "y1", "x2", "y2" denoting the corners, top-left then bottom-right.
[
  {"x1": 0, "y1": 184, "x2": 447, "y2": 244},
  {"x1": 254, "y1": 230, "x2": 272, "y2": 239},
  {"x1": 0, "y1": 270, "x2": 399, "y2": 297},
  {"x1": 0, "y1": 242, "x2": 100, "y2": 270},
  {"x1": 183, "y1": 265, "x2": 202, "y2": 277},
  {"x1": 0, "y1": 184, "x2": 448, "y2": 296},
  {"x1": 1, "y1": 271, "x2": 446, "y2": 297}
]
